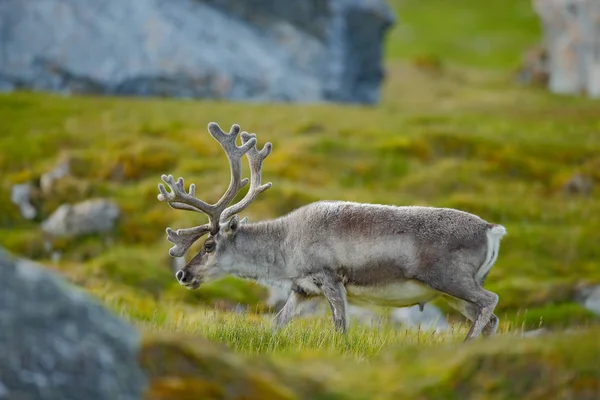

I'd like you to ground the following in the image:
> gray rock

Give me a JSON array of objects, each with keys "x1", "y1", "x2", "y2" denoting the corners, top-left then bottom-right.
[
  {"x1": 576, "y1": 285, "x2": 600, "y2": 316},
  {"x1": 265, "y1": 284, "x2": 386, "y2": 327},
  {"x1": 522, "y1": 328, "x2": 549, "y2": 338},
  {"x1": 10, "y1": 183, "x2": 37, "y2": 220},
  {"x1": 40, "y1": 160, "x2": 71, "y2": 194},
  {"x1": 266, "y1": 285, "x2": 290, "y2": 312},
  {"x1": 347, "y1": 304, "x2": 382, "y2": 326},
  {"x1": 42, "y1": 199, "x2": 120, "y2": 237},
  {"x1": 562, "y1": 173, "x2": 593, "y2": 196},
  {"x1": 265, "y1": 285, "x2": 322, "y2": 316},
  {"x1": 0, "y1": 247, "x2": 147, "y2": 399},
  {"x1": 515, "y1": 45, "x2": 549, "y2": 86},
  {"x1": 533, "y1": 0, "x2": 600, "y2": 97},
  {"x1": 0, "y1": 0, "x2": 394, "y2": 104},
  {"x1": 390, "y1": 304, "x2": 448, "y2": 332}
]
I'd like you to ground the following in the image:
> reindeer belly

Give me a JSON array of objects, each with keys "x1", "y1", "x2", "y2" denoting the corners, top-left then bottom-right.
[{"x1": 345, "y1": 280, "x2": 438, "y2": 307}]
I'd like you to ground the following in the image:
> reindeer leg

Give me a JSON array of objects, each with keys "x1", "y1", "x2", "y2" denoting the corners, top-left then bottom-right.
[
  {"x1": 419, "y1": 273, "x2": 498, "y2": 342},
  {"x1": 444, "y1": 297, "x2": 499, "y2": 337},
  {"x1": 483, "y1": 313, "x2": 499, "y2": 336},
  {"x1": 314, "y1": 274, "x2": 348, "y2": 334},
  {"x1": 273, "y1": 289, "x2": 307, "y2": 331}
]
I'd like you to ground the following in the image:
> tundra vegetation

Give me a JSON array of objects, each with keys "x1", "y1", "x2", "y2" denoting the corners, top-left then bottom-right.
[{"x1": 1, "y1": 0, "x2": 600, "y2": 398}]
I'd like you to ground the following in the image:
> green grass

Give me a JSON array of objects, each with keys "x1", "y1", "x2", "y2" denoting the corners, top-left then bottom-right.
[
  {"x1": 139, "y1": 309, "x2": 464, "y2": 359},
  {"x1": 86, "y1": 278, "x2": 467, "y2": 360},
  {"x1": 387, "y1": 0, "x2": 541, "y2": 68},
  {"x1": 1, "y1": 1, "x2": 600, "y2": 397},
  {"x1": 139, "y1": 326, "x2": 600, "y2": 399}
]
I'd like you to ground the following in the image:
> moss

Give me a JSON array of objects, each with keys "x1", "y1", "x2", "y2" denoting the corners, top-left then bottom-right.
[
  {"x1": 37, "y1": 176, "x2": 98, "y2": 219},
  {"x1": 504, "y1": 303, "x2": 599, "y2": 331},
  {"x1": 99, "y1": 140, "x2": 182, "y2": 182},
  {"x1": 416, "y1": 329, "x2": 600, "y2": 400},
  {"x1": 86, "y1": 280, "x2": 167, "y2": 322},
  {"x1": 171, "y1": 276, "x2": 269, "y2": 310},
  {"x1": 139, "y1": 334, "x2": 336, "y2": 400},
  {"x1": 386, "y1": 0, "x2": 541, "y2": 68},
  {"x1": 88, "y1": 245, "x2": 174, "y2": 297},
  {"x1": 114, "y1": 181, "x2": 177, "y2": 245},
  {"x1": 266, "y1": 185, "x2": 322, "y2": 217},
  {"x1": 137, "y1": 328, "x2": 600, "y2": 400},
  {"x1": 0, "y1": 228, "x2": 47, "y2": 259}
]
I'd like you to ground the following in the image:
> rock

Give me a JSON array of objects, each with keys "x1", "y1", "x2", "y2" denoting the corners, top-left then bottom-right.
[
  {"x1": 265, "y1": 285, "x2": 322, "y2": 317},
  {"x1": 321, "y1": 0, "x2": 396, "y2": 103},
  {"x1": 533, "y1": 0, "x2": 600, "y2": 97},
  {"x1": 522, "y1": 327, "x2": 549, "y2": 338},
  {"x1": 347, "y1": 304, "x2": 382, "y2": 326},
  {"x1": 265, "y1": 285, "x2": 381, "y2": 325},
  {"x1": 41, "y1": 198, "x2": 120, "y2": 237},
  {"x1": 413, "y1": 328, "x2": 600, "y2": 399},
  {"x1": 140, "y1": 334, "x2": 333, "y2": 399},
  {"x1": 390, "y1": 304, "x2": 448, "y2": 332},
  {"x1": 0, "y1": 247, "x2": 147, "y2": 399},
  {"x1": 10, "y1": 183, "x2": 37, "y2": 220},
  {"x1": 0, "y1": 0, "x2": 394, "y2": 104},
  {"x1": 562, "y1": 173, "x2": 593, "y2": 196},
  {"x1": 576, "y1": 285, "x2": 600, "y2": 316},
  {"x1": 515, "y1": 45, "x2": 549, "y2": 86},
  {"x1": 40, "y1": 160, "x2": 71, "y2": 194},
  {"x1": 266, "y1": 285, "x2": 290, "y2": 312}
]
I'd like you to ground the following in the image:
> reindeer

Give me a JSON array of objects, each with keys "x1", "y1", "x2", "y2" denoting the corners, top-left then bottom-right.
[{"x1": 157, "y1": 122, "x2": 507, "y2": 342}]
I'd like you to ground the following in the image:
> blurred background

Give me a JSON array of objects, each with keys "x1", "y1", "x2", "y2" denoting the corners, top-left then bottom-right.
[{"x1": 1, "y1": 0, "x2": 599, "y2": 399}]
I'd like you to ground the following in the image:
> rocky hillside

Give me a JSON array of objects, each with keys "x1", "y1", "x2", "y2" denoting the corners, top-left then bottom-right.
[{"x1": 0, "y1": 0, "x2": 393, "y2": 104}]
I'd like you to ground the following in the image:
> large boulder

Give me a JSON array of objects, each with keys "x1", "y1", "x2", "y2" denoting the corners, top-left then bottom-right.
[
  {"x1": 575, "y1": 284, "x2": 600, "y2": 317},
  {"x1": 390, "y1": 303, "x2": 448, "y2": 332},
  {"x1": 0, "y1": 0, "x2": 395, "y2": 104},
  {"x1": 41, "y1": 198, "x2": 120, "y2": 237},
  {"x1": 533, "y1": 0, "x2": 600, "y2": 97},
  {"x1": 0, "y1": 248, "x2": 147, "y2": 399}
]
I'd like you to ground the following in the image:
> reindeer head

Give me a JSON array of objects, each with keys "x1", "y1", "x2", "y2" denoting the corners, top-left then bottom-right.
[{"x1": 157, "y1": 122, "x2": 271, "y2": 289}]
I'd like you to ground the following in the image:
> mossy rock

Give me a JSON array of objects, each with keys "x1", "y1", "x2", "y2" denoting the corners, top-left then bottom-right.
[
  {"x1": 139, "y1": 328, "x2": 600, "y2": 400},
  {"x1": 330, "y1": 328, "x2": 600, "y2": 400},
  {"x1": 139, "y1": 334, "x2": 338, "y2": 400},
  {"x1": 415, "y1": 328, "x2": 600, "y2": 399},
  {"x1": 38, "y1": 176, "x2": 97, "y2": 218}
]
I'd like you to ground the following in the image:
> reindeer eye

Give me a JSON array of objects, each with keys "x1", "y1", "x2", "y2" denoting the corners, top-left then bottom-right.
[{"x1": 204, "y1": 241, "x2": 216, "y2": 253}]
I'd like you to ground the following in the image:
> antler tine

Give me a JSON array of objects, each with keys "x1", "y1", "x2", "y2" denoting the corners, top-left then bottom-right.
[
  {"x1": 165, "y1": 225, "x2": 211, "y2": 257},
  {"x1": 158, "y1": 175, "x2": 213, "y2": 213},
  {"x1": 221, "y1": 131, "x2": 273, "y2": 222},
  {"x1": 201, "y1": 122, "x2": 256, "y2": 232}
]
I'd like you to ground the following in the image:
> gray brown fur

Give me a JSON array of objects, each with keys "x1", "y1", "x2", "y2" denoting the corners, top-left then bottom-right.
[{"x1": 158, "y1": 123, "x2": 507, "y2": 342}]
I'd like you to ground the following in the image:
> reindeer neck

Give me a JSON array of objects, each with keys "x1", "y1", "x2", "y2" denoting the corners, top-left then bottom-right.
[{"x1": 228, "y1": 219, "x2": 289, "y2": 281}]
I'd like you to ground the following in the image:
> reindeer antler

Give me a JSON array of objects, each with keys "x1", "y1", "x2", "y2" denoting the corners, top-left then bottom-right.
[
  {"x1": 221, "y1": 131, "x2": 272, "y2": 222},
  {"x1": 165, "y1": 226, "x2": 211, "y2": 257},
  {"x1": 157, "y1": 122, "x2": 272, "y2": 257}
]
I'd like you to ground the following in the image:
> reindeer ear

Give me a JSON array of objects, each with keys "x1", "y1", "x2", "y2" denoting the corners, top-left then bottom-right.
[
  {"x1": 240, "y1": 216, "x2": 249, "y2": 225},
  {"x1": 223, "y1": 215, "x2": 240, "y2": 236}
]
